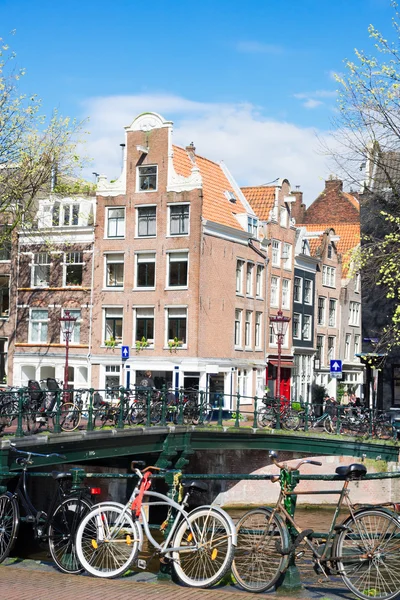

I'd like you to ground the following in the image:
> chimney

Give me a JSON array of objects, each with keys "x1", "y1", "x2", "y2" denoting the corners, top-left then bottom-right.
[
  {"x1": 325, "y1": 177, "x2": 343, "y2": 193},
  {"x1": 186, "y1": 142, "x2": 196, "y2": 162},
  {"x1": 290, "y1": 188, "x2": 306, "y2": 223}
]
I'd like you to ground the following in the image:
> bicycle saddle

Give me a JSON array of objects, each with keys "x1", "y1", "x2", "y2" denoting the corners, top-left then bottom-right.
[
  {"x1": 335, "y1": 463, "x2": 367, "y2": 480},
  {"x1": 51, "y1": 471, "x2": 72, "y2": 480},
  {"x1": 182, "y1": 480, "x2": 208, "y2": 493}
]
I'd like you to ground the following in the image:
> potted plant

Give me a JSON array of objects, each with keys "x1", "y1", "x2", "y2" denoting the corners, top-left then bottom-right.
[
  {"x1": 168, "y1": 337, "x2": 183, "y2": 353},
  {"x1": 135, "y1": 336, "x2": 149, "y2": 353}
]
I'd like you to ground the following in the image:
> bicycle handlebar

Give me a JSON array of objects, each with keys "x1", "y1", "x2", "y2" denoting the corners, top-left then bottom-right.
[
  {"x1": 269, "y1": 450, "x2": 322, "y2": 473},
  {"x1": 10, "y1": 443, "x2": 66, "y2": 461}
]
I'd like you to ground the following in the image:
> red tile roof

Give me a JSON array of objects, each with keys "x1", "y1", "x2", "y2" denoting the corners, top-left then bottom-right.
[
  {"x1": 173, "y1": 145, "x2": 248, "y2": 231},
  {"x1": 241, "y1": 186, "x2": 276, "y2": 221},
  {"x1": 302, "y1": 223, "x2": 360, "y2": 277}
]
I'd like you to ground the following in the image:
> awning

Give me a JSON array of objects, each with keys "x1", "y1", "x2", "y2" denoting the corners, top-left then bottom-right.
[{"x1": 269, "y1": 360, "x2": 294, "y2": 369}]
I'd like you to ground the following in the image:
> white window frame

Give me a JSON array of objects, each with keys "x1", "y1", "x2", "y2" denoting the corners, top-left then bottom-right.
[
  {"x1": 165, "y1": 306, "x2": 188, "y2": 348},
  {"x1": 60, "y1": 308, "x2": 81, "y2": 344},
  {"x1": 294, "y1": 276, "x2": 302, "y2": 303},
  {"x1": 303, "y1": 314, "x2": 312, "y2": 340},
  {"x1": 304, "y1": 279, "x2": 312, "y2": 304},
  {"x1": 256, "y1": 264, "x2": 264, "y2": 298},
  {"x1": 280, "y1": 206, "x2": 288, "y2": 227},
  {"x1": 104, "y1": 365, "x2": 121, "y2": 395},
  {"x1": 245, "y1": 310, "x2": 252, "y2": 349},
  {"x1": 104, "y1": 253, "x2": 124, "y2": 289},
  {"x1": 136, "y1": 204, "x2": 157, "y2": 238},
  {"x1": 293, "y1": 313, "x2": 301, "y2": 340},
  {"x1": 63, "y1": 252, "x2": 84, "y2": 287},
  {"x1": 349, "y1": 301, "x2": 361, "y2": 326},
  {"x1": 318, "y1": 296, "x2": 326, "y2": 326},
  {"x1": 29, "y1": 308, "x2": 48, "y2": 343},
  {"x1": 246, "y1": 263, "x2": 254, "y2": 296},
  {"x1": 282, "y1": 278, "x2": 290, "y2": 309},
  {"x1": 322, "y1": 265, "x2": 336, "y2": 287},
  {"x1": 317, "y1": 335, "x2": 325, "y2": 366},
  {"x1": 106, "y1": 207, "x2": 125, "y2": 239},
  {"x1": 354, "y1": 334, "x2": 360, "y2": 356},
  {"x1": 271, "y1": 239, "x2": 281, "y2": 266},
  {"x1": 328, "y1": 299, "x2": 337, "y2": 327},
  {"x1": 135, "y1": 252, "x2": 156, "y2": 290},
  {"x1": 345, "y1": 333, "x2": 351, "y2": 360},
  {"x1": 103, "y1": 307, "x2": 123, "y2": 346},
  {"x1": 255, "y1": 312, "x2": 262, "y2": 349},
  {"x1": 167, "y1": 203, "x2": 190, "y2": 237},
  {"x1": 31, "y1": 252, "x2": 51, "y2": 288},
  {"x1": 133, "y1": 306, "x2": 155, "y2": 347},
  {"x1": 282, "y1": 243, "x2": 292, "y2": 269},
  {"x1": 270, "y1": 276, "x2": 280, "y2": 307},
  {"x1": 236, "y1": 259, "x2": 244, "y2": 295},
  {"x1": 247, "y1": 216, "x2": 258, "y2": 236},
  {"x1": 328, "y1": 336, "x2": 335, "y2": 362},
  {"x1": 137, "y1": 165, "x2": 158, "y2": 193},
  {"x1": 166, "y1": 251, "x2": 189, "y2": 289},
  {"x1": 234, "y1": 309, "x2": 243, "y2": 348},
  {"x1": 355, "y1": 272, "x2": 361, "y2": 293}
]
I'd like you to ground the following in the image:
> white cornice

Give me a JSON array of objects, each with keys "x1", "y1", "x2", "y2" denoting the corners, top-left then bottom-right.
[
  {"x1": 125, "y1": 112, "x2": 173, "y2": 132},
  {"x1": 202, "y1": 218, "x2": 252, "y2": 246}
]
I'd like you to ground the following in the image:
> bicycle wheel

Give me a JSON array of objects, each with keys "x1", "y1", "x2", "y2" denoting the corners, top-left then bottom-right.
[
  {"x1": 335, "y1": 509, "x2": 400, "y2": 600},
  {"x1": 282, "y1": 411, "x2": 300, "y2": 431},
  {"x1": 172, "y1": 506, "x2": 235, "y2": 588},
  {"x1": 22, "y1": 408, "x2": 42, "y2": 435},
  {"x1": 376, "y1": 422, "x2": 393, "y2": 440},
  {"x1": 192, "y1": 403, "x2": 213, "y2": 425},
  {"x1": 232, "y1": 508, "x2": 289, "y2": 593},
  {"x1": 257, "y1": 407, "x2": 275, "y2": 428},
  {"x1": 76, "y1": 504, "x2": 140, "y2": 578},
  {"x1": 149, "y1": 401, "x2": 163, "y2": 424},
  {"x1": 48, "y1": 496, "x2": 92, "y2": 574},
  {"x1": 323, "y1": 416, "x2": 335, "y2": 434},
  {"x1": 0, "y1": 493, "x2": 19, "y2": 562},
  {"x1": 130, "y1": 402, "x2": 146, "y2": 425},
  {"x1": 59, "y1": 403, "x2": 81, "y2": 432}
]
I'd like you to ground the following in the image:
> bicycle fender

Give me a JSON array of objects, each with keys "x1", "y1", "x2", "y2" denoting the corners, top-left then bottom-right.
[
  {"x1": 193, "y1": 504, "x2": 237, "y2": 546},
  {"x1": 90, "y1": 501, "x2": 144, "y2": 550}
]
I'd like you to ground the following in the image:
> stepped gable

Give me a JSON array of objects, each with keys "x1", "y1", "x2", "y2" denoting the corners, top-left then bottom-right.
[
  {"x1": 303, "y1": 178, "x2": 360, "y2": 224},
  {"x1": 172, "y1": 145, "x2": 248, "y2": 231},
  {"x1": 240, "y1": 185, "x2": 276, "y2": 221},
  {"x1": 302, "y1": 222, "x2": 360, "y2": 277}
]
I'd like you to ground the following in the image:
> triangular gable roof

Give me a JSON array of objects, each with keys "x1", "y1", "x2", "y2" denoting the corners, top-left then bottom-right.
[
  {"x1": 172, "y1": 145, "x2": 248, "y2": 231},
  {"x1": 241, "y1": 186, "x2": 276, "y2": 221},
  {"x1": 302, "y1": 223, "x2": 360, "y2": 277}
]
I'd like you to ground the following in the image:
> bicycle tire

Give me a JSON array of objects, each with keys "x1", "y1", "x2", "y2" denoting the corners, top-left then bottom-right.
[
  {"x1": 323, "y1": 416, "x2": 335, "y2": 434},
  {"x1": 172, "y1": 506, "x2": 235, "y2": 588},
  {"x1": 76, "y1": 503, "x2": 140, "y2": 578},
  {"x1": 59, "y1": 403, "x2": 81, "y2": 432},
  {"x1": 48, "y1": 496, "x2": 92, "y2": 574},
  {"x1": 376, "y1": 422, "x2": 393, "y2": 440},
  {"x1": 282, "y1": 411, "x2": 300, "y2": 431},
  {"x1": 0, "y1": 493, "x2": 19, "y2": 562},
  {"x1": 232, "y1": 508, "x2": 289, "y2": 593},
  {"x1": 192, "y1": 403, "x2": 213, "y2": 425},
  {"x1": 130, "y1": 402, "x2": 146, "y2": 425},
  {"x1": 257, "y1": 407, "x2": 275, "y2": 428},
  {"x1": 335, "y1": 509, "x2": 400, "y2": 600},
  {"x1": 22, "y1": 409, "x2": 42, "y2": 435}
]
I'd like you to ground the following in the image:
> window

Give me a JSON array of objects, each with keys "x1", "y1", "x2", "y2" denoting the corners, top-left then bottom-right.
[
  {"x1": 328, "y1": 299, "x2": 337, "y2": 327},
  {"x1": 246, "y1": 263, "x2": 254, "y2": 296},
  {"x1": 137, "y1": 206, "x2": 156, "y2": 237},
  {"x1": 237, "y1": 368, "x2": 251, "y2": 400},
  {"x1": 247, "y1": 216, "x2": 258, "y2": 236},
  {"x1": 271, "y1": 276, "x2": 279, "y2": 306},
  {"x1": 104, "y1": 308, "x2": 123, "y2": 345},
  {"x1": 293, "y1": 313, "x2": 301, "y2": 339},
  {"x1": 106, "y1": 207, "x2": 125, "y2": 238},
  {"x1": 327, "y1": 244, "x2": 333, "y2": 259},
  {"x1": 64, "y1": 252, "x2": 84, "y2": 286},
  {"x1": 0, "y1": 276, "x2": 10, "y2": 318},
  {"x1": 52, "y1": 203, "x2": 79, "y2": 227},
  {"x1": 167, "y1": 307, "x2": 187, "y2": 345},
  {"x1": 349, "y1": 301, "x2": 361, "y2": 326},
  {"x1": 322, "y1": 265, "x2": 335, "y2": 287},
  {"x1": 272, "y1": 240, "x2": 281, "y2": 266},
  {"x1": 304, "y1": 279, "x2": 312, "y2": 304},
  {"x1": 29, "y1": 309, "x2": 48, "y2": 343},
  {"x1": 167, "y1": 252, "x2": 188, "y2": 287},
  {"x1": 134, "y1": 307, "x2": 154, "y2": 345},
  {"x1": 256, "y1": 265, "x2": 264, "y2": 297},
  {"x1": 354, "y1": 334, "x2": 360, "y2": 356},
  {"x1": 32, "y1": 252, "x2": 50, "y2": 287},
  {"x1": 282, "y1": 279, "x2": 290, "y2": 309},
  {"x1": 0, "y1": 227, "x2": 11, "y2": 261},
  {"x1": 105, "y1": 365, "x2": 121, "y2": 391},
  {"x1": 294, "y1": 276, "x2": 302, "y2": 303},
  {"x1": 136, "y1": 253, "x2": 156, "y2": 288},
  {"x1": 255, "y1": 312, "x2": 262, "y2": 349},
  {"x1": 138, "y1": 165, "x2": 157, "y2": 191},
  {"x1": 328, "y1": 336, "x2": 335, "y2": 361},
  {"x1": 169, "y1": 204, "x2": 189, "y2": 236},
  {"x1": 245, "y1": 311, "x2": 252, "y2": 348},
  {"x1": 236, "y1": 260, "x2": 244, "y2": 294},
  {"x1": 234, "y1": 309, "x2": 242, "y2": 347},
  {"x1": 282, "y1": 243, "x2": 292, "y2": 269},
  {"x1": 317, "y1": 335, "x2": 324, "y2": 366},
  {"x1": 345, "y1": 333, "x2": 351, "y2": 360},
  {"x1": 280, "y1": 207, "x2": 287, "y2": 227},
  {"x1": 355, "y1": 272, "x2": 361, "y2": 293},
  {"x1": 318, "y1": 297, "x2": 326, "y2": 325},
  {"x1": 303, "y1": 315, "x2": 311, "y2": 340},
  {"x1": 105, "y1": 254, "x2": 124, "y2": 288},
  {"x1": 62, "y1": 309, "x2": 81, "y2": 344},
  {"x1": 52, "y1": 202, "x2": 60, "y2": 226}
]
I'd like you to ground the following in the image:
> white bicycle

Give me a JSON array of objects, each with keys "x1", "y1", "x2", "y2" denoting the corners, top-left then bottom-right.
[{"x1": 76, "y1": 462, "x2": 237, "y2": 587}]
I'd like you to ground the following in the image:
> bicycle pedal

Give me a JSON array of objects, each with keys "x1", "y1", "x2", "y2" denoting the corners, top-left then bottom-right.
[{"x1": 137, "y1": 559, "x2": 147, "y2": 570}]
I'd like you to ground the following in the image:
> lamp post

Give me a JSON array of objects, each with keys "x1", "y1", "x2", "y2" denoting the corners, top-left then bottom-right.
[
  {"x1": 59, "y1": 310, "x2": 77, "y2": 402},
  {"x1": 270, "y1": 310, "x2": 291, "y2": 404}
]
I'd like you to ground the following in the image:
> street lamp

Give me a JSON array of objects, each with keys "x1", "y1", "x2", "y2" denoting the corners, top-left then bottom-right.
[
  {"x1": 270, "y1": 310, "x2": 291, "y2": 404},
  {"x1": 59, "y1": 310, "x2": 77, "y2": 401}
]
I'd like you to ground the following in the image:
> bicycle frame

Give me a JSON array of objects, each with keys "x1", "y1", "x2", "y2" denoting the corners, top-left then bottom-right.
[{"x1": 13, "y1": 469, "x2": 63, "y2": 533}]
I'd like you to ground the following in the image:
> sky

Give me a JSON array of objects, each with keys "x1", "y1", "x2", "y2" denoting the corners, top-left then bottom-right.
[{"x1": 0, "y1": 0, "x2": 396, "y2": 203}]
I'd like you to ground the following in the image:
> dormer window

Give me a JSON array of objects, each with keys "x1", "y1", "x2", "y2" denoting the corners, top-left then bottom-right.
[
  {"x1": 247, "y1": 217, "x2": 258, "y2": 236},
  {"x1": 52, "y1": 202, "x2": 79, "y2": 226},
  {"x1": 138, "y1": 165, "x2": 157, "y2": 192},
  {"x1": 225, "y1": 191, "x2": 237, "y2": 203},
  {"x1": 327, "y1": 244, "x2": 333, "y2": 259}
]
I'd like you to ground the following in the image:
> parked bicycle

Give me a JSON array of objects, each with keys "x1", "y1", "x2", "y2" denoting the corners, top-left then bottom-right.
[
  {"x1": 0, "y1": 444, "x2": 100, "y2": 573},
  {"x1": 257, "y1": 397, "x2": 301, "y2": 430},
  {"x1": 76, "y1": 462, "x2": 237, "y2": 587},
  {"x1": 232, "y1": 450, "x2": 400, "y2": 599},
  {"x1": 298, "y1": 401, "x2": 337, "y2": 434}
]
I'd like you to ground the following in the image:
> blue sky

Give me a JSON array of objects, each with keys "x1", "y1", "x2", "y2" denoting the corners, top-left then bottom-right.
[{"x1": 1, "y1": 0, "x2": 395, "y2": 202}]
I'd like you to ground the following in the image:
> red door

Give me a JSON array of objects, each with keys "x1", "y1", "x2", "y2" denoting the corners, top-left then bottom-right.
[{"x1": 280, "y1": 368, "x2": 291, "y2": 405}]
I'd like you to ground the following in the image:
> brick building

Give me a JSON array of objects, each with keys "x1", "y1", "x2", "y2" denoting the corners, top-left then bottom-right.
[{"x1": 0, "y1": 229, "x2": 14, "y2": 384}]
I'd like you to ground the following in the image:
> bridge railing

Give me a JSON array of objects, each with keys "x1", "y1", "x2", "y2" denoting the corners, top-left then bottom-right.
[{"x1": 0, "y1": 385, "x2": 397, "y2": 440}]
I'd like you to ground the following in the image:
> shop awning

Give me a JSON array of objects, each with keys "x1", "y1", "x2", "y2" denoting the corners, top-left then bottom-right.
[{"x1": 269, "y1": 360, "x2": 294, "y2": 368}]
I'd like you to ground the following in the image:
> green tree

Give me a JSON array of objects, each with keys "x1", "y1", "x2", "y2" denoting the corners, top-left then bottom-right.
[
  {"x1": 0, "y1": 33, "x2": 87, "y2": 237},
  {"x1": 328, "y1": 3, "x2": 400, "y2": 359}
]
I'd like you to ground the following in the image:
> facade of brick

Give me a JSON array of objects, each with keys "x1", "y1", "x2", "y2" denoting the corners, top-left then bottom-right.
[{"x1": 299, "y1": 179, "x2": 359, "y2": 224}]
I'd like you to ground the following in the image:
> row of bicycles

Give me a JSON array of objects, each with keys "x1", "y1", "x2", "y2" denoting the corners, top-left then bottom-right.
[
  {"x1": 257, "y1": 398, "x2": 396, "y2": 439},
  {"x1": 1, "y1": 445, "x2": 399, "y2": 599}
]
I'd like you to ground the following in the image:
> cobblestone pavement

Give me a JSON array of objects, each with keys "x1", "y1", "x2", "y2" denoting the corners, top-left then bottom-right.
[{"x1": 0, "y1": 560, "x2": 355, "y2": 600}]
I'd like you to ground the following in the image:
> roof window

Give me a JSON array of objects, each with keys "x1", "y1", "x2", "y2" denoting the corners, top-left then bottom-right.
[{"x1": 224, "y1": 190, "x2": 237, "y2": 203}]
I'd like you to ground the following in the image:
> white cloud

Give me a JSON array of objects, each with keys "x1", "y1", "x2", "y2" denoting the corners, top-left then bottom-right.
[
  {"x1": 81, "y1": 93, "x2": 339, "y2": 204},
  {"x1": 294, "y1": 89, "x2": 337, "y2": 109},
  {"x1": 236, "y1": 41, "x2": 284, "y2": 54}
]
